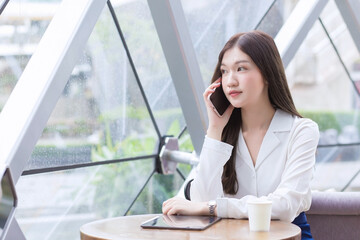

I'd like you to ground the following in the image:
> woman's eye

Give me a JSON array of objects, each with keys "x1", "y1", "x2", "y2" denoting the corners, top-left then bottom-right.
[
  {"x1": 237, "y1": 67, "x2": 245, "y2": 71},
  {"x1": 221, "y1": 69, "x2": 227, "y2": 74}
]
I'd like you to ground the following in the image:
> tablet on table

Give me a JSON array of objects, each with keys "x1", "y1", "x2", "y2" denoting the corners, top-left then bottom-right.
[{"x1": 140, "y1": 215, "x2": 221, "y2": 231}]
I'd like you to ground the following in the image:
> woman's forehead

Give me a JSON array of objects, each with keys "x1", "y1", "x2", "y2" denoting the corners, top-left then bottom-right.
[{"x1": 221, "y1": 47, "x2": 252, "y2": 66}]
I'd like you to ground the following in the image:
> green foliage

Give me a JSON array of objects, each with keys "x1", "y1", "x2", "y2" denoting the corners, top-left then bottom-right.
[
  {"x1": 0, "y1": 72, "x2": 17, "y2": 89},
  {"x1": 300, "y1": 110, "x2": 341, "y2": 132},
  {"x1": 166, "y1": 118, "x2": 180, "y2": 137},
  {"x1": 166, "y1": 118, "x2": 194, "y2": 152},
  {"x1": 91, "y1": 121, "x2": 156, "y2": 162},
  {"x1": 127, "y1": 173, "x2": 183, "y2": 215},
  {"x1": 98, "y1": 106, "x2": 150, "y2": 123},
  {"x1": 91, "y1": 116, "x2": 193, "y2": 217},
  {"x1": 91, "y1": 160, "x2": 153, "y2": 218},
  {"x1": 300, "y1": 110, "x2": 360, "y2": 133},
  {"x1": 90, "y1": 121, "x2": 156, "y2": 217},
  {"x1": 179, "y1": 133, "x2": 194, "y2": 153},
  {"x1": 42, "y1": 120, "x2": 94, "y2": 138}
]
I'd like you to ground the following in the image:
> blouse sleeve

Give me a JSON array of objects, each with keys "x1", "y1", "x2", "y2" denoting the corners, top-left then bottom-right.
[
  {"x1": 189, "y1": 136, "x2": 233, "y2": 202},
  {"x1": 268, "y1": 119, "x2": 319, "y2": 221},
  {"x1": 216, "y1": 119, "x2": 319, "y2": 222}
]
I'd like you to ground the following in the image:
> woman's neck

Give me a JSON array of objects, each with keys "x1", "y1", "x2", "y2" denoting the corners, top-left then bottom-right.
[{"x1": 241, "y1": 102, "x2": 276, "y2": 132}]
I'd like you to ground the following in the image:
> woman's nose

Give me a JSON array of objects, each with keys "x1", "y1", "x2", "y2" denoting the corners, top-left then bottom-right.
[{"x1": 226, "y1": 72, "x2": 238, "y2": 87}]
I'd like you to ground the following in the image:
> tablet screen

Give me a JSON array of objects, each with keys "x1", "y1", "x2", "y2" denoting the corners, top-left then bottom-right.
[{"x1": 141, "y1": 215, "x2": 221, "y2": 231}]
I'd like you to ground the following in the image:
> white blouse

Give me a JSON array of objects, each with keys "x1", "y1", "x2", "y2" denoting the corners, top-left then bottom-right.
[{"x1": 190, "y1": 109, "x2": 319, "y2": 222}]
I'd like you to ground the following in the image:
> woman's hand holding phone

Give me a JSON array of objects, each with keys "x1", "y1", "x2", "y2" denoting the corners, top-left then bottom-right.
[{"x1": 203, "y1": 78, "x2": 234, "y2": 141}]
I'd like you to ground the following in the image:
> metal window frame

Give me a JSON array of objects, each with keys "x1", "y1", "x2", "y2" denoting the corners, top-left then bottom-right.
[
  {"x1": 318, "y1": 17, "x2": 360, "y2": 97},
  {"x1": 275, "y1": 0, "x2": 329, "y2": 68},
  {"x1": 107, "y1": 1, "x2": 161, "y2": 140},
  {"x1": 147, "y1": 0, "x2": 208, "y2": 155},
  {"x1": 0, "y1": 0, "x2": 9, "y2": 15},
  {"x1": 0, "y1": 0, "x2": 189, "y2": 237},
  {"x1": 0, "y1": 0, "x2": 108, "y2": 238},
  {"x1": 9, "y1": 0, "x2": 166, "y2": 176},
  {"x1": 334, "y1": 0, "x2": 360, "y2": 53},
  {"x1": 1, "y1": 0, "x2": 360, "y2": 237}
]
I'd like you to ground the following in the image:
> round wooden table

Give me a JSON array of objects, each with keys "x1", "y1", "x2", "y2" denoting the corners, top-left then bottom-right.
[{"x1": 80, "y1": 214, "x2": 301, "y2": 240}]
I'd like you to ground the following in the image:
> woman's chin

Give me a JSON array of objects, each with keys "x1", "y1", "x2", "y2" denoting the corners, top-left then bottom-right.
[{"x1": 230, "y1": 102, "x2": 243, "y2": 109}]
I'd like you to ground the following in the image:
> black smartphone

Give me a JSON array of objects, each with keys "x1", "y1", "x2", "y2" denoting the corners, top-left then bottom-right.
[{"x1": 209, "y1": 83, "x2": 230, "y2": 117}]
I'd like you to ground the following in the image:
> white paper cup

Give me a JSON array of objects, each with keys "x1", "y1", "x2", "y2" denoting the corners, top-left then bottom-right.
[{"x1": 247, "y1": 199, "x2": 272, "y2": 232}]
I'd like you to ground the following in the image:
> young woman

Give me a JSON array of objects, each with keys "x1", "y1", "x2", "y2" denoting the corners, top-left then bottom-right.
[{"x1": 162, "y1": 30, "x2": 319, "y2": 240}]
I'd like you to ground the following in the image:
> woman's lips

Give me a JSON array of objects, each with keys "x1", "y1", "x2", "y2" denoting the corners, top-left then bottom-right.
[{"x1": 229, "y1": 90, "x2": 242, "y2": 97}]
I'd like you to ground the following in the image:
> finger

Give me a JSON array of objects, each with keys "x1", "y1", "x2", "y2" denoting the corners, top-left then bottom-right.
[
  {"x1": 205, "y1": 82, "x2": 221, "y2": 99},
  {"x1": 205, "y1": 92, "x2": 217, "y2": 109},
  {"x1": 162, "y1": 202, "x2": 173, "y2": 215},
  {"x1": 163, "y1": 202, "x2": 174, "y2": 215},
  {"x1": 204, "y1": 86, "x2": 220, "y2": 102},
  {"x1": 163, "y1": 198, "x2": 171, "y2": 206},
  {"x1": 162, "y1": 199, "x2": 174, "y2": 214},
  {"x1": 203, "y1": 90, "x2": 215, "y2": 103},
  {"x1": 211, "y1": 81, "x2": 221, "y2": 88},
  {"x1": 162, "y1": 206, "x2": 169, "y2": 215},
  {"x1": 162, "y1": 197, "x2": 180, "y2": 214},
  {"x1": 163, "y1": 200, "x2": 174, "y2": 211},
  {"x1": 205, "y1": 82, "x2": 220, "y2": 93},
  {"x1": 167, "y1": 206, "x2": 180, "y2": 216},
  {"x1": 163, "y1": 196, "x2": 177, "y2": 206}
]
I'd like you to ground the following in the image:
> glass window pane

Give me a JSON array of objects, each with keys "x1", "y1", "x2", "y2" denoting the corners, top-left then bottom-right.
[
  {"x1": 114, "y1": 0, "x2": 186, "y2": 137},
  {"x1": 16, "y1": 159, "x2": 154, "y2": 240},
  {"x1": 27, "y1": 5, "x2": 159, "y2": 170},
  {"x1": 312, "y1": 146, "x2": 360, "y2": 191},
  {"x1": 256, "y1": 0, "x2": 299, "y2": 37},
  {"x1": 127, "y1": 172, "x2": 184, "y2": 215},
  {"x1": 181, "y1": 0, "x2": 297, "y2": 87},
  {"x1": 178, "y1": 129, "x2": 194, "y2": 152},
  {"x1": 343, "y1": 164, "x2": 360, "y2": 192},
  {"x1": 320, "y1": 0, "x2": 360, "y2": 91},
  {"x1": 177, "y1": 129, "x2": 194, "y2": 178},
  {"x1": 0, "y1": 1, "x2": 58, "y2": 112},
  {"x1": 286, "y1": 12, "x2": 360, "y2": 191},
  {"x1": 287, "y1": 20, "x2": 354, "y2": 112}
]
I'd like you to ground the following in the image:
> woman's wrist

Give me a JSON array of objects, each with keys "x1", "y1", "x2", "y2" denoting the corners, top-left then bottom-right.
[
  {"x1": 198, "y1": 202, "x2": 212, "y2": 216},
  {"x1": 207, "y1": 127, "x2": 222, "y2": 141}
]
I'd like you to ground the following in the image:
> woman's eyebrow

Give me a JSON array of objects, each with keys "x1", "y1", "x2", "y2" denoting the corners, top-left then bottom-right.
[{"x1": 221, "y1": 60, "x2": 250, "y2": 66}]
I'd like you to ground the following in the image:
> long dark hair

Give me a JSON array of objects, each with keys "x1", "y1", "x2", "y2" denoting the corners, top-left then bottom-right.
[{"x1": 211, "y1": 30, "x2": 301, "y2": 195}]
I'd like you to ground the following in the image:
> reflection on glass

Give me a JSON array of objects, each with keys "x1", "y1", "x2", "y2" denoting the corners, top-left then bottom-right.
[
  {"x1": 0, "y1": 168, "x2": 16, "y2": 238},
  {"x1": 28, "y1": 5, "x2": 159, "y2": 170},
  {"x1": 16, "y1": 159, "x2": 153, "y2": 240},
  {"x1": 0, "y1": 1, "x2": 58, "y2": 112},
  {"x1": 114, "y1": 0, "x2": 186, "y2": 136}
]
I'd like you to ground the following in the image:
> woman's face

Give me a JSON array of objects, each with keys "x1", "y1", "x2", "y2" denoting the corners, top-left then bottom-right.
[{"x1": 220, "y1": 47, "x2": 268, "y2": 109}]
